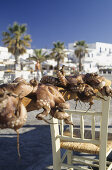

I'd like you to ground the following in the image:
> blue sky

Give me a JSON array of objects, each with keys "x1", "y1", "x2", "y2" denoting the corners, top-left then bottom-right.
[{"x1": 0, "y1": 0, "x2": 112, "y2": 49}]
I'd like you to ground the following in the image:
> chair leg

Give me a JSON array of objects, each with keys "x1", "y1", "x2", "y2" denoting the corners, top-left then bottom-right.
[
  {"x1": 99, "y1": 98, "x2": 110, "y2": 170},
  {"x1": 52, "y1": 140, "x2": 61, "y2": 170},
  {"x1": 50, "y1": 118, "x2": 61, "y2": 170},
  {"x1": 99, "y1": 151, "x2": 106, "y2": 170},
  {"x1": 67, "y1": 150, "x2": 73, "y2": 170}
]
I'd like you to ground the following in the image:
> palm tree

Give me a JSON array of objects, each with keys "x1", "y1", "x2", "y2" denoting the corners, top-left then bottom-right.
[
  {"x1": 49, "y1": 41, "x2": 67, "y2": 69},
  {"x1": 28, "y1": 49, "x2": 47, "y2": 63},
  {"x1": 2, "y1": 22, "x2": 32, "y2": 70},
  {"x1": 28, "y1": 49, "x2": 48, "y2": 75},
  {"x1": 74, "y1": 40, "x2": 88, "y2": 72}
]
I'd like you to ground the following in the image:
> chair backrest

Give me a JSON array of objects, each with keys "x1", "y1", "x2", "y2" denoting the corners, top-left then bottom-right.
[{"x1": 50, "y1": 95, "x2": 111, "y2": 170}]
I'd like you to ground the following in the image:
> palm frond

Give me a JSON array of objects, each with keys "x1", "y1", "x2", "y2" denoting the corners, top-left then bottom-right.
[
  {"x1": 2, "y1": 22, "x2": 32, "y2": 65},
  {"x1": 2, "y1": 32, "x2": 10, "y2": 37},
  {"x1": 20, "y1": 24, "x2": 27, "y2": 33},
  {"x1": 23, "y1": 35, "x2": 32, "y2": 41},
  {"x1": 28, "y1": 56, "x2": 37, "y2": 61},
  {"x1": 8, "y1": 26, "x2": 14, "y2": 34}
]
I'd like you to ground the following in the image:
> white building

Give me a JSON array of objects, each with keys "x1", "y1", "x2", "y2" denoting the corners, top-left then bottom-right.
[
  {"x1": 0, "y1": 47, "x2": 35, "y2": 70},
  {"x1": 68, "y1": 42, "x2": 112, "y2": 73},
  {"x1": 1, "y1": 41, "x2": 112, "y2": 74},
  {"x1": 0, "y1": 46, "x2": 34, "y2": 60}
]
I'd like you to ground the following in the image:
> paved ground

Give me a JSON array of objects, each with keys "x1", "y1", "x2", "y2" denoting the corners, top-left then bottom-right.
[
  {"x1": 0, "y1": 110, "x2": 53, "y2": 170},
  {"x1": 0, "y1": 74, "x2": 112, "y2": 170}
]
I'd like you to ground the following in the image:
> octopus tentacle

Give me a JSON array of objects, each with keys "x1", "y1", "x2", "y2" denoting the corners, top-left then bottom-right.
[
  {"x1": 56, "y1": 70, "x2": 68, "y2": 87},
  {"x1": 59, "y1": 65, "x2": 66, "y2": 76},
  {"x1": 40, "y1": 76, "x2": 62, "y2": 86},
  {"x1": 83, "y1": 73, "x2": 112, "y2": 97},
  {"x1": 16, "y1": 129, "x2": 21, "y2": 159},
  {"x1": 50, "y1": 108, "x2": 73, "y2": 125}
]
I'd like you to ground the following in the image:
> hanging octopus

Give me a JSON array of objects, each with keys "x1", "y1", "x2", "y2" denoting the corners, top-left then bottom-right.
[
  {"x1": 0, "y1": 77, "x2": 34, "y2": 98},
  {"x1": 41, "y1": 66, "x2": 84, "y2": 90},
  {"x1": 40, "y1": 75, "x2": 62, "y2": 87},
  {"x1": 83, "y1": 73, "x2": 112, "y2": 97},
  {"x1": 0, "y1": 77, "x2": 73, "y2": 158},
  {"x1": 0, "y1": 77, "x2": 37, "y2": 158},
  {"x1": 26, "y1": 79, "x2": 73, "y2": 125},
  {"x1": 0, "y1": 90, "x2": 27, "y2": 158},
  {"x1": 41, "y1": 67, "x2": 109, "y2": 110}
]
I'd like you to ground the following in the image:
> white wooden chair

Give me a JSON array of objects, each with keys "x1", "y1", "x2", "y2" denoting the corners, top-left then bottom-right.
[{"x1": 50, "y1": 96, "x2": 112, "y2": 170}]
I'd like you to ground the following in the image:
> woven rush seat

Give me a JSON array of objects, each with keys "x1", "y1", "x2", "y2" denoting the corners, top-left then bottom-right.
[{"x1": 60, "y1": 129, "x2": 112, "y2": 155}]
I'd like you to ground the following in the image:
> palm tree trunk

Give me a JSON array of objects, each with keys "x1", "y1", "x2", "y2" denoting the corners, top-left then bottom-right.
[
  {"x1": 57, "y1": 59, "x2": 60, "y2": 70},
  {"x1": 15, "y1": 55, "x2": 19, "y2": 64},
  {"x1": 15, "y1": 55, "x2": 20, "y2": 70},
  {"x1": 79, "y1": 56, "x2": 82, "y2": 72}
]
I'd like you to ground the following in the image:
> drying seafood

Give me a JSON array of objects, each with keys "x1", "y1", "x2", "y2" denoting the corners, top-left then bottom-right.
[
  {"x1": 50, "y1": 107, "x2": 73, "y2": 125},
  {"x1": 0, "y1": 90, "x2": 27, "y2": 158},
  {"x1": 26, "y1": 78, "x2": 72, "y2": 124},
  {"x1": 0, "y1": 77, "x2": 73, "y2": 158},
  {"x1": 41, "y1": 70, "x2": 84, "y2": 90},
  {"x1": 57, "y1": 69, "x2": 111, "y2": 109},
  {"x1": 40, "y1": 66, "x2": 112, "y2": 110},
  {"x1": 21, "y1": 78, "x2": 73, "y2": 125},
  {"x1": 0, "y1": 72, "x2": 110, "y2": 158},
  {"x1": 75, "y1": 83, "x2": 100, "y2": 110},
  {"x1": 0, "y1": 77, "x2": 37, "y2": 158},
  {"x1": 83, "y1": 73, "x2": 112, "y2": 97},
  {"x1": 35, "y1": 84, "x2": 73, "y2": 125},
  {"x1": 40, "y1": 75, "x2": 62, "y2": 87},
  {"x1": 56, "y1": 69, "x2": 112, "y2": 97},
  {"x1": 0, "y1": 77, "x2": 34, "y2": 98},
  {"x1": 41, "y1": 67, "x2": 112, "y2": 96}
]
